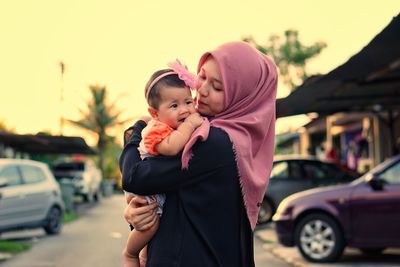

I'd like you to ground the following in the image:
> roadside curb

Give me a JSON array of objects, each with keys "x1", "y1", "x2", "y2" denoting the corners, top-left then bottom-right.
[
  {"x1": 255, "y1": 229, "x2": 298, "y2": 267},
  {"x1": 0, "y1": 252, "x2": 12, "y2": 261}
]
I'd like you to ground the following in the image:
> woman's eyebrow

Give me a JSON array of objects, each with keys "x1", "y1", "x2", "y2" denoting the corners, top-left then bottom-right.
[{"x1": 202, "y1": 67, "x2": 222, "y2": 84}]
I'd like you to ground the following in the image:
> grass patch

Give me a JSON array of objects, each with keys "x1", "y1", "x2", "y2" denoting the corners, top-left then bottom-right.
[
  {"x1": 0, "y1": 241, "x2": 31, "y2": 253},
  {"x1": 63, "y1": 211, "x2": 79, "y2": 223}
]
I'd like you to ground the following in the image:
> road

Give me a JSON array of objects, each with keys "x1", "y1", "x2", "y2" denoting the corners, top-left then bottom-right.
[
  {"x1": 3, "y1": 194, "x2": 398, "y2": 267},
  {"x1": 0, "y1": 194, "x2": 290, "y2": 267}
]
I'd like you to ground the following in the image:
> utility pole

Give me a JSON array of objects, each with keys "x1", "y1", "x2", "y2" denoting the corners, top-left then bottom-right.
[{"x1": 59, "y1": 61, "x2": 65, "y2": 135}]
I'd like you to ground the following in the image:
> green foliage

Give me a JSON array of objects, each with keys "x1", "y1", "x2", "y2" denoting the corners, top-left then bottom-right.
[
  {"x1": 0, "y1": 241, "x2": 31, "y2": 253},
  {"x1": 243, "y1": 29, "x2": 327, "y2": 91},
  {"x1": 63, "y1": 211, "x2": 79, "y2": 223},
  {"x1": 103, "y1": 140, "x2": 122, "y2": 180},
  {"x1": 67, "y1": 85, "x2": 128, "y2": 179}
]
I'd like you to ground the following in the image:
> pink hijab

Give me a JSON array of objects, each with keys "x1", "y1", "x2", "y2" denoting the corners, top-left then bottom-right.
[{"x1": 182, "y1": 41, "x2": 278, "y2": 229}]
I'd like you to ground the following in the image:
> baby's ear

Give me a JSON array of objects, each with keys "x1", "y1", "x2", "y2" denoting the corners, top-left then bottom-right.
[{"x1": 147, "y1": 107, "x2": 158, "y2": 119}]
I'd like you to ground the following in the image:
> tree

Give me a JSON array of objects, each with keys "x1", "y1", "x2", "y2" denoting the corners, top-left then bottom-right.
[
  {"x1": 0, "y1": 119, "x2": 15, "y2": 132},
  {"x1": 68, "y1": 85, "x2": 127, "y2": 179},
  {"x1": 243, "y1": 29, "x2": 327, "y2": 91}
]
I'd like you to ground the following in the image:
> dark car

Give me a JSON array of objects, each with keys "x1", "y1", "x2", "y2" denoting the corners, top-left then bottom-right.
[
  {"x1": 258, "y1": 155, "x2": 357, "y2": 224},
  {"x1": 273, "y1": 155, "x2": 400, "y2": 262}
]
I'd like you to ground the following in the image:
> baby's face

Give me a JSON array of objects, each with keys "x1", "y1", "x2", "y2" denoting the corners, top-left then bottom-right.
[{"x1": 155, "y1": 86, "x2": 196, "y2": 129}]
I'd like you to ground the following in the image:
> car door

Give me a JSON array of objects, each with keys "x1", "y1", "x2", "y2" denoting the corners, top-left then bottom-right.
[
  {"x1": 18, "y1": 164, "x2": 52, "y2": 222},
  {"x1": 0, "y1": 164, "x2": 26, "y2": 229},
  {"x1": 350, "y1": 160, "x2": 400, "y2": 246},
  {"x1": 267, "y1": 160, "x2": 309, "y2": 205}
]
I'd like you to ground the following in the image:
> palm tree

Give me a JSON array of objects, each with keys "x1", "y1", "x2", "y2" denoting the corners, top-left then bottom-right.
[{"x1": 68, "y1": 85, "x2": 127, "y2": 178}]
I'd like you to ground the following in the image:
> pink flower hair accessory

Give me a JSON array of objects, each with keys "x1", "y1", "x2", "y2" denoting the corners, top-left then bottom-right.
[{"x1": 167, "y1": 59, "x2": 196, "y2": 89}]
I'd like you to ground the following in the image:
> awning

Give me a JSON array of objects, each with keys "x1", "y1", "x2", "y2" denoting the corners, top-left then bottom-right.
[
  {"x1": 277, "y1": 14, "x2": 400, "y2": 118},
  {"x1": 0, "y1": 132, "x2": 96, "y2": 155}
]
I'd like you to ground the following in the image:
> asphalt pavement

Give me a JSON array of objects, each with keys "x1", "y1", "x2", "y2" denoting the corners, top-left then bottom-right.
[
  {"x1": 0, "y1": 194, "x2": 289, "y2": 267},
  {"x1": 2, "y1": 194, "x2": 399, "y2": 267}
]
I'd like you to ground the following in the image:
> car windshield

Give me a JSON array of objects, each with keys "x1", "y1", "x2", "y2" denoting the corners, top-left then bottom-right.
[{"x1": 53, "y1": 162, "x2": 84, "y2": 171}]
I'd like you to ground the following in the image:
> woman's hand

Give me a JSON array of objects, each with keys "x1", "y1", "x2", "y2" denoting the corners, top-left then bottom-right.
[{"x1": 124, "y1": 196, "x2": 158, "y2": 231}]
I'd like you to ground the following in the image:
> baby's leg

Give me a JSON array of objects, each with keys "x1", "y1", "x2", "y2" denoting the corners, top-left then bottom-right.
[{"x1": 123, "y1": 217, "x2": 160, "y2": 267}]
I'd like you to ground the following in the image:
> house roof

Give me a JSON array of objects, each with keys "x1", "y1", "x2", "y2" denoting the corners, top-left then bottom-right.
[
  {"x1": 0, "y1": 132, "x2": 96, "y2": 155},
  {"x1": 277, "y1": 14, "x2": 400, "y2": 118}
]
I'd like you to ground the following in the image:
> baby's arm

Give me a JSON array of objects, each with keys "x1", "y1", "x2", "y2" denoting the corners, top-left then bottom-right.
[{"x1": 156, "y1": 113, "x2": 203, "y2": 156}]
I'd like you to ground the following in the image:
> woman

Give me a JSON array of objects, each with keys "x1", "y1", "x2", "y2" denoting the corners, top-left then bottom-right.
[{"x1": 120, "y1": 41, "x2": 278, "y2": 266}]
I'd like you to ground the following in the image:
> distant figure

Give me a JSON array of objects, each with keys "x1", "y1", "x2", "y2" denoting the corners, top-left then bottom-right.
[
  {"x1": 325, "y1": 145, "x2": 338, "y2": 163},
  {"x1": 346, "y1": 140, "x2": 358, "y2": 171}
]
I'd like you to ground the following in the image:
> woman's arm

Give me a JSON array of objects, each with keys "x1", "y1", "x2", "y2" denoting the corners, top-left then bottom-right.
[{"x1": 120, "y1": 122, "x2": 233, "y2": 195}]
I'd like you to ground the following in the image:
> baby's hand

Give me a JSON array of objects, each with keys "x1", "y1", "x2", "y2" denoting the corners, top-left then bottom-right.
[
  {"x1": 139, "y1": 116, "x2": 152, "y2": 124},
  {"x1": 185, "y1": 113, "x2": 204, "y2": 128}
]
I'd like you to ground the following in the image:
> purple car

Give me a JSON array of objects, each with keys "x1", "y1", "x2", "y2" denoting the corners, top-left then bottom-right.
[{"x1": 273, "y1": 155, "x2": 400, "y2": 262}]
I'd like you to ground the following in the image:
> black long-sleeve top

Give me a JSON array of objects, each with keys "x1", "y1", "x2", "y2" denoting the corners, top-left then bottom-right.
[{"x1": 120, "y1": 121, "x2": 255, "y2": 267}]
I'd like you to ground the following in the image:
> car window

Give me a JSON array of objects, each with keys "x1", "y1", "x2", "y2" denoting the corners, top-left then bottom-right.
[
  {"x1": 322, "y1": 163, "x2": 347, "y2": 179},
  {"x1": 302, "y1": 161, "x2": 325, "y2": 179},
  {"x1": 0, "y1": 165, "x2": 22, "y2": 186},
  {"x1": 20, "y1": 165, "x2": 47, "y2": 184},
  {"x1": 53, "y1": 162, "x2": 84, "y2": 171},
  {"x1": 270, "y1": 161, "x2": 289, "y2": 179},
  {"x1": 289, "y1": 161, "x2": 303, "y2": 179},
  {"x1": 379, "y1": 161, "x2": 400, "y2": 184}
]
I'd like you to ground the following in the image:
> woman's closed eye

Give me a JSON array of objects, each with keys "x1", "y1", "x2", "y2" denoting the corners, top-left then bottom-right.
[{"x1": 213, "y1": 86, "x2": 223, "y2": 92}]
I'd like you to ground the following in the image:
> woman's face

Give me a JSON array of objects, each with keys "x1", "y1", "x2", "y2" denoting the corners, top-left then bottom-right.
[{"x1": 196, "y1": 57, "x2": 225, "y2": 116}]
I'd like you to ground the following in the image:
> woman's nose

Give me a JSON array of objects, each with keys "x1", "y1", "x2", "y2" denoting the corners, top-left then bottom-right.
[{"x1": 197, "y1": 85, "x2": 208, "y2": 96}]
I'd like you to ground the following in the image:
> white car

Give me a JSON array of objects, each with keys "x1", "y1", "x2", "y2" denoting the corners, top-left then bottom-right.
[
  {"x1": 52, "y1": 159, "x2": 103, "y2": 202},
  {"x1": 0, "y1": 159, "x2": 64, "y2": 235}
]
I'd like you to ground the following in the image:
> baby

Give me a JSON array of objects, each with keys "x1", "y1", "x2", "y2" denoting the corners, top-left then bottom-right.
[{"x1": 123, "y1": 60, "x2": 203, "y2": 267}]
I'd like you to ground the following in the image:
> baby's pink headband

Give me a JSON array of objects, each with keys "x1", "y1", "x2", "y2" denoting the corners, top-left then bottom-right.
[
  {"x1": 145, "y1": 71, "x2": 176, "y2": 100},
  {"x1": 145, "y1": 59, "x2": 196, "y2": 101}
]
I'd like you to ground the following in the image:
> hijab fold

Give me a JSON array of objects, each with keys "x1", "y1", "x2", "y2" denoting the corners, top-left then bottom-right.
[{"x1": 181, "y1": 42, "x2": 278, "y2": 229}]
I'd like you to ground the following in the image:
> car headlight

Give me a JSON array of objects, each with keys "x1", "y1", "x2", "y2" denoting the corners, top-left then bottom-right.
[{"x1": 273, "y1": 204, "x2": 293, "y2": 221}]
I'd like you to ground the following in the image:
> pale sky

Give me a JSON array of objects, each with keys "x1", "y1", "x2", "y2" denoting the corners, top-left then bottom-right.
[{"x1": 0, "y1": 1, "x2": 399, "y2": 145}]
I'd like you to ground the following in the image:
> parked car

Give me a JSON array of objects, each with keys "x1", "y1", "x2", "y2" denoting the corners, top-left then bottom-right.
[
  {"x1": 52, "y1": 159, "x2": 102, "y2": 202},
  {"x1": 0, "y1": 159, "x2": 64, "y2": 235},
  {"x1": 273, "y1": 155, "x2": 400, "y2": 262},
  {"x1": 258, "y1": 155, "x2": 358, "y2": 224}
]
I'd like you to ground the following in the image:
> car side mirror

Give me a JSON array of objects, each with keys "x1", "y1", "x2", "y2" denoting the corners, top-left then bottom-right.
[
  {"x1": 0, "y1": 177, "x2": 8, "y2": 188},
  {"x1": 365, "y1": 174, "x2": 386, "y2": 191}
]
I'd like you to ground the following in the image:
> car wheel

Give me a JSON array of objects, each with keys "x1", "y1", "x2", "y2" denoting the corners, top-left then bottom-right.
[
  {"x1": 43, "y1": 207, "x2": 62, "y2": 235},
  {"x1": 82, "y1": 193, "x2": 92, "y2": 203},
  {"x1": 295, "y1": 213, "x2": 344, "y2": 262},
  {"x1": 360, "y1": 248, "x2": 386, "y2": 255},
  {"x1": 93, "y1": 191, "x2": 100, "y2": 202},
  {"x1": 258, "y1": 198, "x2": 274, "y2": 224}
]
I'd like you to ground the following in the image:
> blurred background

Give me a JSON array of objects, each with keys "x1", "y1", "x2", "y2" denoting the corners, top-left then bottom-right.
[{"x1": 1, "y1": 1, "x2": 400, "y2": 266}]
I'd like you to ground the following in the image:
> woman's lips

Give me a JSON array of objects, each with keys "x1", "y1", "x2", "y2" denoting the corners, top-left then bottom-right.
[{"x1": 198, "y1": 101, "x2": 207, "y2": 107}]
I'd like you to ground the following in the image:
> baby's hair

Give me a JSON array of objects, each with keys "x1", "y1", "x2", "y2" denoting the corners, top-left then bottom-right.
[{"x1": 145, "y1": 69, "x2": 187, "y2": 109}]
